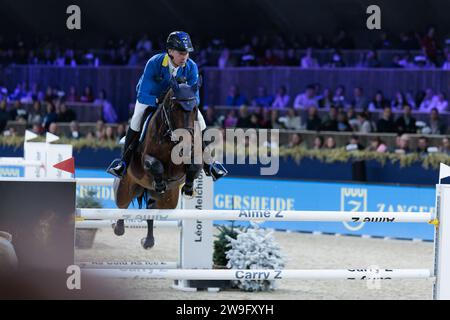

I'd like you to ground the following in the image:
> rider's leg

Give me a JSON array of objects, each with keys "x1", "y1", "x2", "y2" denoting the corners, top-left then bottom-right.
[
  {"x1": 106, "y1": 101, "x2": 147, "y2": 177},
  {"x1": 197, "y1": 110, "x2": 228, "y2": 181}
]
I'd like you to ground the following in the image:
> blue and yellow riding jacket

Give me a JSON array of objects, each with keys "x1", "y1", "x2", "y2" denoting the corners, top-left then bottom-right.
[{"x1": 136, "y1": 53, "x2": 200, "y2": 107}]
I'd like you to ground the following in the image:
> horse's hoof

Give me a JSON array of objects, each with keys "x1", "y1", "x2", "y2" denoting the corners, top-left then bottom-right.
[
  {"x1": 181, "y1": 185, "x2": 195, "y2": 199},
  {"x1": 114, "y1": 220, "x2": 125, "y2": 236},
  {"x1": 141, "y1": 237, "x2": 155, "y2": 250}
]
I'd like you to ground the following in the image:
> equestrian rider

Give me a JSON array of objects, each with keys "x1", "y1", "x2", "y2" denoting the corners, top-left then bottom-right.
[{"x1": 107, "y1": 31, "x2": 227, "y2": 181}]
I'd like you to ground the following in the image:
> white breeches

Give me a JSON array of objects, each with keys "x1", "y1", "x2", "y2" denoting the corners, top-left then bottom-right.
[{"x1": 130, "y1": 101, "x2": 206, "y2": 132}]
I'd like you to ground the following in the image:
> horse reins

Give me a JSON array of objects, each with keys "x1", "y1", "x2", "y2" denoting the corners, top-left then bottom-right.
[
  {"x1": 161, "y1": 102, "x2": 177, "y2": 141},
  {"x1": 160, "y1": 100, "x2": 196, "y2": 143}
]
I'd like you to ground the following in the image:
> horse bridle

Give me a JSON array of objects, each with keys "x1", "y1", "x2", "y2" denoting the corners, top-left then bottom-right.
[
  {"x1": 161, "y1": 102, "x2": 176, "y2": 141},
  {"x1": 161, "y1": 97, "x2": 197, "y2": 143}
]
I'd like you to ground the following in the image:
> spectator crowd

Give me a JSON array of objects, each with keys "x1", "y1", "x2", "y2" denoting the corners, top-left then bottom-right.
[
  {"x1": 220, "y1": 83, "x2": 448, "y2": 133},
  {"x1": 0, "y1": 27, "x2": 448, "y2": 157},
  {"x1": 281, "y1": 131, "x2": 450, "y2": 157},
  {"x1": 0, "y1": 82, "x2": 119, "y2": 135},
  {"x1": 0, "y1": 79, "x2": 448, "y2": 146},
  {"x1": 0, "y1": 27, "x2": 449, "y2": 69}
]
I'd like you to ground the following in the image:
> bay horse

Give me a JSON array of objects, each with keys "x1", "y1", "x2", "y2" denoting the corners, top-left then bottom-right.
[{"x1": 113, "y1": 78, "x2": 203, "y2": 249}]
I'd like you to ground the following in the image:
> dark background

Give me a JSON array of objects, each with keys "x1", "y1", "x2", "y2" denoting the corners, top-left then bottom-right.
[{"x1": 0, "y1": 0, "x2": 449, "y2": 48}]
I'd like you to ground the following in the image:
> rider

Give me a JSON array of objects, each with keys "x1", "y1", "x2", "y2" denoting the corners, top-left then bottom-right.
[{"x1": 107, "y1": 31, "x2": 227, "y2": 181}]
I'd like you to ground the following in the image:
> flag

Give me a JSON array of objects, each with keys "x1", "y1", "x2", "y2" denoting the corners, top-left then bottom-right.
[
  {"x1": 46, "y1": 132, "x2": 60, "y2": 143},
  {"x1": 25, "y1": 130, "x2": 38, "y2": 142},
  {"x1": 439, "y1": 163, "x2": 450, "y2": 183},
  {"x1": 53, "y1": 157, "x2": 75, "y2": 175}
]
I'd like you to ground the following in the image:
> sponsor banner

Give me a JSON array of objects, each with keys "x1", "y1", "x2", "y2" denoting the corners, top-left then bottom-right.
[
  {"x1": 2, "y1": 168, "x2": 436, "y2": 240},
  {"x1": 0, "y1": 166, "x2": 24, "y2": 178},
  {"x1": 74, "y1": 170, "x2": 435, "y2": 240},
  {"x1": 213, "y1": 178, "x2": 435, "y2": 240}
]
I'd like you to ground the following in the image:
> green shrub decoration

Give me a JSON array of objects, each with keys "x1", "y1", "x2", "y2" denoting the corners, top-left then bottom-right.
[
  {"x1": 213, "y1": 222, "x2": 244, "y2": 267},
  {"x1": 76, "y1": 189, "x2": 102, "y2": 209}
]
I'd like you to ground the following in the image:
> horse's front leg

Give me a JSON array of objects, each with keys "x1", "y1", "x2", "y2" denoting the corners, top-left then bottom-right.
[
  {"x1": 141, "y1": 198, "x2": 155, "y2": 250},
  {"x1": 181, "y1": 163, "x2": 202, "y2": 198},
  {"x1": 144, "y1": 154, "x2": 166, "y2": 194}
]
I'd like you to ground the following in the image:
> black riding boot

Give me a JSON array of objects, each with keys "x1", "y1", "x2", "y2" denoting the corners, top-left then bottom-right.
[
  {"x1": 106, "y1": 128, "x2": 140, "y2": 178},
  {"x1": 202, "y1": 136, "x2": 228, "y2": 181}
]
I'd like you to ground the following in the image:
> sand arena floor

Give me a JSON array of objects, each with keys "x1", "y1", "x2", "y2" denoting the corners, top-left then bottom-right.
[{"x1": 76, "y1": 227, "x2": 434, "y2": 300}]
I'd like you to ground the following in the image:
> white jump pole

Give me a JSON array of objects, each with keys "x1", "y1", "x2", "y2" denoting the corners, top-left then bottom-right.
[
  {"x1": 78, "y1": 261, "x2": 178, "y2": 269},
  {"x1": 76, "y1": 220, "x2": 179, "y2": 229},
  {"x1": 76, "y1": 178, "x2": 115, "y2": 187},
  {"x1": 77, "y1": 208, "x2": 432, "y2": 223},
  {"x1": 0, "y1": 158, "x2": 44, "y2": 167},
  {"x1": 433, "y1": 184, "x2": 450, "y2": 299},
  {"x1": 82, "y1": 268, "x2": 432, "y2": 280}
]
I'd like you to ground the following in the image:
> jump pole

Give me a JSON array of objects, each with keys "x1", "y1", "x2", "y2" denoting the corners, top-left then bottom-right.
[
  {"x1": 77, "y1": 209, "x2": 432, "y2": 223},
  {"x1": 78, "y1": 261, "x2": 178, "y2": 269},
  {"x1": 0, "y1": 158, "x2": 44, "y2": 167},
  {"x1": 433, "y1": 183, "x2": 450, "y2": 299},
  {"x1": 82, "y1": 268, "x2": 432, "y2": 280},
  {"x1": 75, "y1": 220, "x2": 179, "y2": 229}
]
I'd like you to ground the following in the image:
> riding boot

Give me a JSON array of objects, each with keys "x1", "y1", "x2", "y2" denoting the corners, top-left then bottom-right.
[
  {"x1": 106, "y1": 128, "x2": 140, "y2": 178},
  {"x1": 202, "y1": 136, "x2": 228, "y2": 181}
]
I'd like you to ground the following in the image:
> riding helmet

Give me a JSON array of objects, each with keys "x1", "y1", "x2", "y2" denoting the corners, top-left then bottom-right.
[{"x1": 166, "y1": 31, "x2": 194, "y2": 52}]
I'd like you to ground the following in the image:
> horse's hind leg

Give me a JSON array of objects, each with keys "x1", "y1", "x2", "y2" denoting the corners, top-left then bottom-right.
[{"x1": 141, "y1": 197, "x2": 156, "y2": 249}]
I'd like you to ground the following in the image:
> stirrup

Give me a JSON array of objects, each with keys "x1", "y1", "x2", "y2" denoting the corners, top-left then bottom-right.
[
  {"x1": 207, "y1": 161, "x2": 228, "y2": 181},
  {"x1": 106, "y1": 159, "x2": 127, "y2": 178}
]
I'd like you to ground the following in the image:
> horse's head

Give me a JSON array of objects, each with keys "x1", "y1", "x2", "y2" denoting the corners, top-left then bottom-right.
[{"x1": 163, "y1": 77, "x2": 201, "y2": 137}]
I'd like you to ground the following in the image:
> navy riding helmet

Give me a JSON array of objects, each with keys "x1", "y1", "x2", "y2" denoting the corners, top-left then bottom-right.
[{"x1": 166, "y1": 31, "x2": 194, "y2": 52}]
